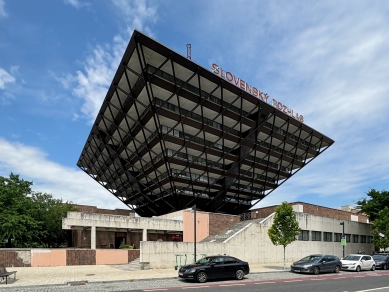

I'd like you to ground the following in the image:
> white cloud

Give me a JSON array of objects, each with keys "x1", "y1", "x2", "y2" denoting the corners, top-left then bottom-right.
[
  {"x1": 0, "y1": 91, "x2": 14, "y2": 105},
  {"x1": 0, "y1": 0, "x2": 7, "y2": 18},
  {"x1": 10, "y1": 66, "x2": 19, "y2": 76},
  {"x1": 49, "y1": 71, "x2": 76, "y2": 90},
  {"x1": 0, "y1": 68, "x2": 15, "y2": 104},
  {"x1": 191, "y1": 1, "x2": 389, "y2": 207},
  {"x1": 72, "y1": 44, "x2": 121, "y2": 123},
  {"x1": 0, "y1": 137, "x2": 126, "y2": 209},
  {"x1": 0, "y1": 67, "x2": 15, "y2": 89},
  {"x1": 111, "y1": 0, "x2": 158, "y2": 36},
  {"x1": 63, "y1": 0, "x2": 89, "y2": 9},
  {"x1": 59, "y1": 0, "x2": 157, "y2": 124}
]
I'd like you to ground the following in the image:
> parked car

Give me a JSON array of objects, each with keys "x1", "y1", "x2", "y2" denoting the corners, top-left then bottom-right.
[
  {"x1": 372, "y1": 254, "x2": 389, "y2": 270},
  {"x1": 341, "y1": 254, "x2": 376, "y2": 272},
  {"x1": 178, "y1": 255, "x2": 250, "y2": 283},
  {"x1": 290, "y1": 254, "x2": 342, "y2": 275}
]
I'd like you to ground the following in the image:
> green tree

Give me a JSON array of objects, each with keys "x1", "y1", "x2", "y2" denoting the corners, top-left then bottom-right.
[
  {"x1": 268, "y1": 201, "x2": 301, "y2": 269},
  {"x1": 0, "y1": 173, "x2": 38, "y2": 247},
  {"x1": 371, "y1": 207, "x2": 389, "y2": 251},
  {"x1": 356, "y1": 189, "x2": 389, "y2": 221},
  {"x1": 0, "y1": 173, "x2": 77, "y2": 248},
  {"x1": 28, "y1": 192, "x2": 77, "y2": 247}
]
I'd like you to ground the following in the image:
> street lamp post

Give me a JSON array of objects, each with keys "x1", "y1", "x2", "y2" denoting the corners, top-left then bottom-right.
[
  {"x1": 192, "y1": 204, "x2": 196, "y2": 262},
  {"x1": 340, "y1": 222, "x2": 345, "y2": 258}
]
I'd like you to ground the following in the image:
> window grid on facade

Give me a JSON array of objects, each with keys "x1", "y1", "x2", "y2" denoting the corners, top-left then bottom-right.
[
  {"x1": 345, "y1": 234, "x2": 351, "y2": 242},
  {"x1": 323, "y1": 232, "x2": 332, "y2": 242},
  {"x1": 334, "y1": 233, "x2": 342, "y2": 242},
  {"x1": 311, "y1": 231, "x2": 321, "y2": 241},
  {"x1": 367, "y1": 236, "x2": 373, "y2": 243},
  {"x1": 298, "y1": 230, "x2": 309, "y2": 241},
  {"x1": 360, "y1": 235, "x2": 367, "y2": 243},
  {"x1": 353, "y1": 234, "x2": 359, "y2": 243}
]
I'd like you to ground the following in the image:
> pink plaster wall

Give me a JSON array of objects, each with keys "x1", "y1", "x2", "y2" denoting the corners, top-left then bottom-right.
[
  {"x1": 51, "y1": 249, "x2": 66, "y2": 266},
  {"x1": 31, "y1": 249, "x2": 66, "y2": 267},
  {"x1": 183, "y1": 210, "x2": 210, "y2": 242},
  {"x1": 96, "y1": 249, "x2": 129, "y2": 265}
]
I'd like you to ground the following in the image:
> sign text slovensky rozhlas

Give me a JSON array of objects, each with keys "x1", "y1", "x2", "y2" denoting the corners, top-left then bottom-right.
[{"x1": 211, "y1": 63, "x2": 304, "y2": 123}]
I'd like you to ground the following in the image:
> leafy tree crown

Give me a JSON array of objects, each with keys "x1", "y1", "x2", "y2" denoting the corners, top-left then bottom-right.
[{"x1": 267, "y1": 201, "x2": 301, "y2": 247}]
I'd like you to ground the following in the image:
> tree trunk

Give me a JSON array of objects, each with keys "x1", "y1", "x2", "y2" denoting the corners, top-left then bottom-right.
[
  {"x1": 6, "y1": 237, "x2": 12, "y2": 248},
  {"x1": 283, "y1": 245, "x2": 286, "y2": 269}
]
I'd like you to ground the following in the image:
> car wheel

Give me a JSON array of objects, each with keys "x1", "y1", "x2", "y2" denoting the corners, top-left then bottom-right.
[
  {"x1": 334, "y1": 265, "x2": 340, "y2": 273},
  {"x1": 235, "y1": 269, "x2": 245, "y2": 280},
  {"x1": 356, "y1": 266, "x2": 361, "y2": 272},
  {"x1": 197, "y1": 272, "x2": 207, "y2": 283},
  {"x1": 313, "y1": 267, "x2": 320, "y2": 275},
  {"x1": 383, "y1": 264, "x2": 387, "y2": 270},
  {"x1": 371, "y1": 265, "x2": 376, "y2": 271}
]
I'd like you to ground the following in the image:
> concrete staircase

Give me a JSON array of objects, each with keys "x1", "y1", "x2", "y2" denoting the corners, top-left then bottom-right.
[
  {"x1": 112, "y1": 257, "x2": 141, "y2": 271},
  {"x1": 200, "y1": 219, "x2": 265, "y2": 243},
  {"x1": 127, "y1": 257, "x2": 141, "y2": 270}
]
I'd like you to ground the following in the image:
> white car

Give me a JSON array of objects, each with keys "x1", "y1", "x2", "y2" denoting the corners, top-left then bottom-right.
[{"x1": 341, "y1": 254, "x2": 376, "y2": 272}]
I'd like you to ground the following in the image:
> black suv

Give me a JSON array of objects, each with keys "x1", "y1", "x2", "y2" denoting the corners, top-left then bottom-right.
[{"x1": 372, "y1": 254, "x2": 389, "y2": 270}]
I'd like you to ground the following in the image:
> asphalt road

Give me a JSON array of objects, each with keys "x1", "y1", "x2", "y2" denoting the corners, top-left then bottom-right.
[
  {"x1": 169, "y1": 275, "x2": 389, "y2": 292},
  {"x1": 2, "y1": 270, "x2": 389, "y2": 291}
]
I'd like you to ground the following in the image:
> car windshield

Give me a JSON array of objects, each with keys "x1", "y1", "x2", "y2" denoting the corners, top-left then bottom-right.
[
  {"x1": 343, "y1": 255, "x2": 361, "y2": 261},
  {"x1": 195, "y1": 257, "x2": 214, "y2": 264},
  {"x1": 299, "y1": 255, "x2": 322, "y2": 262},
  {"x1": 373, "y1": 255, "x2": 386, "y2": 260}
]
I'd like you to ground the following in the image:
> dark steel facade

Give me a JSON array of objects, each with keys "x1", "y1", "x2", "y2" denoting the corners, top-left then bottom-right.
[{"x1": 77, "y1": 30, "x2": 334, "y2": 217}]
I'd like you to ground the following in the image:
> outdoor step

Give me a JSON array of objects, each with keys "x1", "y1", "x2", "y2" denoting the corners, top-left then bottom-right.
[
  {"x1": 200, "y1": 218, "x2": 266, "y2": 243},
  {"x1": 125, "y1": 257, "x2": 142, "y2": 270}
]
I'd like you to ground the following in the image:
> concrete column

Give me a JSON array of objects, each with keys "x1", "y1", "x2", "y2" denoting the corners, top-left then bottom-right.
[
  {"x1": 91, "y1": 226, "x2": 96, "y2": 250},
  {"x1": 143, "y1": 228, "x2": 147, "y2": 241}
]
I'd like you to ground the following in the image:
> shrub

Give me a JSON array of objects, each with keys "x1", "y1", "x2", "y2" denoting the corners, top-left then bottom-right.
[{"x1": 119, "y1": 244, "x2": 133, "y2": 249}]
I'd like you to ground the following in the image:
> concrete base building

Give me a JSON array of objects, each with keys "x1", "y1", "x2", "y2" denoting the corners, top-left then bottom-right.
[
  {"x1": 63, "y1": 202, "x2": 373, "y2": 269},
  {"x1": 64, "y1": 204, "x2": 183, "y2": 249}
]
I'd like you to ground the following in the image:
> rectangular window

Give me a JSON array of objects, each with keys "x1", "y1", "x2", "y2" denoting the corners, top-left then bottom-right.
[
  {"x1": 367, "y1": 236, "x2": 373, "y2": 243},
  {"x1": 297, "y1": 230, "x2": 309, "y2": 241},
  {"x1": 311, "y1": 231, "x2": 321, "y2": 241},
  {"x1": 323, "y1": 232, "x2": 332, "y2": 242},
  {"x1": 345, "y1": 234, "x2": 351, "y2": 242},
  {"x1": 360, "y1": 235, "x2": 367, "y2": 243},
  {"x1": 334, "y1": 233, "x2": 342, "y2": 242},
  {"x1": 353, "y1": 235, "x2": 359, "y2": 243}
]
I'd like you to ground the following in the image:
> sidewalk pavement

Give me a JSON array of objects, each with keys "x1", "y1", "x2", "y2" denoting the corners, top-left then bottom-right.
[{"x1": 0, "y1": 262, "x2": 293, "y2": 288}]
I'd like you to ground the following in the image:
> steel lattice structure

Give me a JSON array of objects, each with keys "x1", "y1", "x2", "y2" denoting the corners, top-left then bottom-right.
[{"x1": 77, "y1": 30, "x2": 334, "y2": 217}]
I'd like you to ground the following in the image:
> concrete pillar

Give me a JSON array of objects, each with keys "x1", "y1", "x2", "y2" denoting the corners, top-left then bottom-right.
[
  {"x1": 91, "y1": 226, "x2": 96, "y2": 250},
  {"x1": 143, "y1": 228, "x2": 147, "y2": 241}
]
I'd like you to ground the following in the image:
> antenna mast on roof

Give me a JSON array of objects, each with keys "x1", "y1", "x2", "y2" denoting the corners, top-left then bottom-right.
[{"x1": 186, "y1": 44, "x2": 191, "y2": 60}]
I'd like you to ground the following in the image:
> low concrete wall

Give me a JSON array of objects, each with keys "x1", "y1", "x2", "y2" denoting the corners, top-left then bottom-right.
[
  {"x1": 66, "y1": 249, "x2": 96, "y2": 265},
  {"x1": 0, "y1": 249, "x2": 31, "y2": 267},
  {"x1": 96, "y1": 249, "x2": 128, "y2": 265},
  {"x1": 31, "y1": 249, "x2": 66, "y2": 267},
  {"x1": 0, "y1": 248, "x2": 140, "y2": 267},
  {"x1": 140, "y1": 241, "x2": 223, "y2": 269}
]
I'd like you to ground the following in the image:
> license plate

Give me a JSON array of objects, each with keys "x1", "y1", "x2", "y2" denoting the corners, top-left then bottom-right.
[
  {"x1": 179, "y1": 273, "x2": 183, "y2": 276},
  {"x1": 294, "y1": 269, "x2": 300, "y2": 272}
]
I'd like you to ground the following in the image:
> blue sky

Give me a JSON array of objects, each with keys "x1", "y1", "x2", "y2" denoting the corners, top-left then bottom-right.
[{"x1": 1, "y1": 0, "x2": 388, "y2": 212}]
